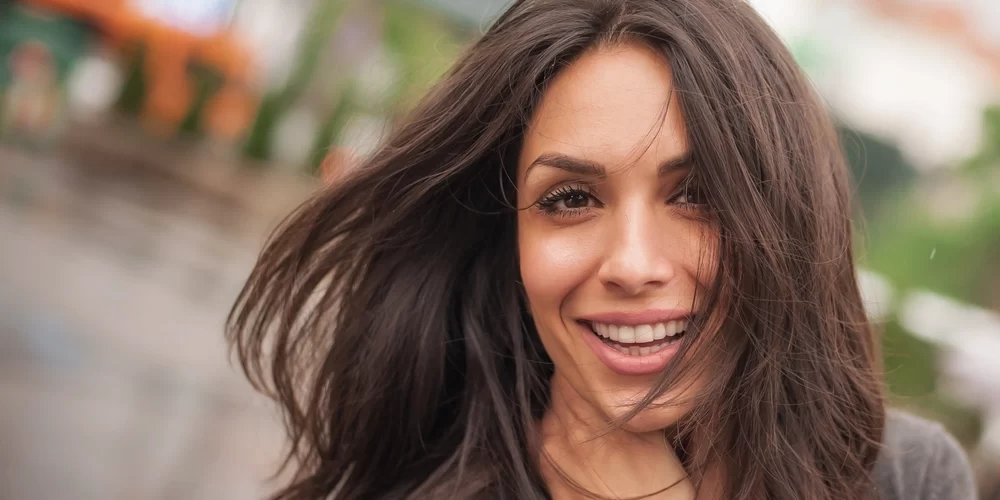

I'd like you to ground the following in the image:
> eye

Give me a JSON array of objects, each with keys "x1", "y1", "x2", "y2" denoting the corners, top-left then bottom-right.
[
  {"x1": 560, "y1": 191, "x2": 592, "y2": 209},
  {"x1": 669, "y1": 180, "x2": 708, "y2": 207},
  {"x1": 535, "y1": 185, "x2": 602, "y2": 216}
]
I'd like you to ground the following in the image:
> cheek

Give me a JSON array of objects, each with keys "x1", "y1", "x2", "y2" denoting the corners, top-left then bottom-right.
[
  {"x1": 517, "y1": 218, "x2": 600, "y2": 313},
  {"x1": 682, "y1": 224, "x2": 719, "y2": 291}
]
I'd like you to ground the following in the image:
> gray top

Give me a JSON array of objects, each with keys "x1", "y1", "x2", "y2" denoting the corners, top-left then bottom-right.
[{"x1": 876, "y1": 410, "x2": 978, "y2": 500}]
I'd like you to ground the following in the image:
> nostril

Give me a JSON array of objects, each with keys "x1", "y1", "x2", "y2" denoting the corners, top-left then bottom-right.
[
  {"x1": 597, "y1": 256, "x2": 676, "y2": 295},
  {"x1": 600, "y1": 277, "x2": 669, "y2": 296}
]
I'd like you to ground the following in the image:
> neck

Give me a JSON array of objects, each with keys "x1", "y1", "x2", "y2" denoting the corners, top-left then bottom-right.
[{"x1": 538, "y1": 374, "x2": 697, "y2": 500}]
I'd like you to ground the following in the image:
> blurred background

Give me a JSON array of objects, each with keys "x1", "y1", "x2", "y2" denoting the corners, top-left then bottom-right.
[{"x1": 0, "y1": 0, "x2": 997, "y2": 498}]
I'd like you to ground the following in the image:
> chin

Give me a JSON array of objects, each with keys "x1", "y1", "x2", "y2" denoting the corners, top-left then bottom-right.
[{"x1": 600, "y1": 390, "x2": 692, "y2": 434}]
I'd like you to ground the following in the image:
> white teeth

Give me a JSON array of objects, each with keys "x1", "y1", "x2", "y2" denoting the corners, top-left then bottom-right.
[
  {"x1": 591, "y1": 320, "x2": 690, "y2": 345},
  {"x1": 635, "y1": 324, "x2": 654, "y2": 343},
  {"x1": 617, "y1": 326, "x2": 635, "y2": 343},
  {"x1": 603, "y1": 339, "x2": 670, "y2": 356},
  {"x1": 653, "y1": 323, "x2": 667, "y2": 340},
  {"x1": 666, "y1": 319, "x2": 689, "y2": 337},
  {"x1": 594, "y1": 323, "x2": 608, "y2": 337},
  {"x1": 665, "y1": 321, "x2": 677, "y2": 337}
]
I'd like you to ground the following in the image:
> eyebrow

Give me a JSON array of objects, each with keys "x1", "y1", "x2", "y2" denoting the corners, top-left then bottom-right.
[{"x1": 525, "y1": 151, "x2": 694, "y2": 180}]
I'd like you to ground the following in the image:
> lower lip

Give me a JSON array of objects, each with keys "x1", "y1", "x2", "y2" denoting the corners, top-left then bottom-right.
[{"x1": 579, "y1": 322, "x2": 682, "y2": 376}]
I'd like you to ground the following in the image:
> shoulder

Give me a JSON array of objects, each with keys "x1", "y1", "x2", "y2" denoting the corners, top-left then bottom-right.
[{"x1": 874, "y1": 409, "x2": 978, "y2": 500}]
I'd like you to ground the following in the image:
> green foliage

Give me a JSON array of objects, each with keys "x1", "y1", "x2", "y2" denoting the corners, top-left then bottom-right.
[
  {"x1": 243, "y1": 92, "x2": 282, "y2": 162},
  {"x1": 881, "y1": 320, "x2": 938, "y2": 399},
  {"x1": 308, "y1": 85, "x2": 357, "y2": 174},
  {"x1": 966, "y1": 105, "x2": 1000, "y2": 173},
  {"x1": 882, "y1": 320, "x2": 983, "y2": 443},
  {"x1": 858, "y1": 106, "x2": 1000, "y2": 442},
  {"x1": 116, "y1": 43, "x2": 147, "y2": 116},
  {"x1": 985, "y1": 106, "x2": 1000, "y2": 149},
  {"x1": 178, "y1": 63, "x2": 225, "y2": 138},
  {"x1": 282, "y1": 0, "x2": 349, "y2": 106},
  {"x1": 0, "y1": 4, "x2": 91, "y2": 84},
  {"x1": 865, "y1": 199, "x2": 999, "y2": 307},
  {"x1": 862, "y1": 109, "x2": 1000, "y2": 310},
  {"x1": 241, "y1": 0, "x2": 349, "y2": 162},
  {"x1": 838, "y1": 125, "x2": 917, "y2": 219},
  {"x1": 382, "y1": 1, "x2": 464, "y2": 108}
]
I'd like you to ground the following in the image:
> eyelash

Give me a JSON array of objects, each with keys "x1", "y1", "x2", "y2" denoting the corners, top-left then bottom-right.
[
  {"x1": 672, "y1": 180, "x2": 708, "y2": 207},
  {"x1": 535, "y1": 184, "x2": 601, "y2": 216},
  {"x1": 534, "y1": 180, "x2": 708, "y2": 218}
]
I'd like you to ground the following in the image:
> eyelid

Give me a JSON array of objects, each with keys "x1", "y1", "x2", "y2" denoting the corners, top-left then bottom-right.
[
  {"x1": 533, "y1": 183, "x2": 604, "y2": 217},
  {"x1": 669, "y1": 177, "x2": 708, "y2": 206},
  {"x1": 536, "y1": 181, "x2": 598, "y2": 203}
]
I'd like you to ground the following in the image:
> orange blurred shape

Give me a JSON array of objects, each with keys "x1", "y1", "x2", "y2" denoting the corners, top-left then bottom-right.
[
  {"x1": 204, "y1": 85, "x2": 258, "y2": 141},
  {"x1": 321, "y1": 148, "x2": 359, "y2": 185},
  {"x1": 24, "y1": 0, "x2": 259, "y2": 132}
]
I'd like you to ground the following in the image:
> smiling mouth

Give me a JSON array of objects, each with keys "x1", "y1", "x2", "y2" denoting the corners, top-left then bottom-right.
[{"x1": 583, "y1": 319, "x2": 689, "y2": 356}]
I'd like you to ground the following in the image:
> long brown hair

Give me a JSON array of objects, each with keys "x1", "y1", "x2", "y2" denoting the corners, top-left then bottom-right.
[{"x1": 228, "y1": 0, "x2": 885, "y2": 498}]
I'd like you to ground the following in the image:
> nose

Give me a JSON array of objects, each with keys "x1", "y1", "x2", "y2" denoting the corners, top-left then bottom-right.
[{"x1": 597, "y1": 207, "x2": 676, "y2": 296}]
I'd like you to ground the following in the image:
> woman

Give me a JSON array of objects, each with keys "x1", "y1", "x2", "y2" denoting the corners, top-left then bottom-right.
[{"x1": 228, "y1": 0, "x2": 977, "y2": 498}]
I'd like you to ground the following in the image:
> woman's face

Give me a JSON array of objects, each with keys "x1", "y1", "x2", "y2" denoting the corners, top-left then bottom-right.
[{"x1": 517, "y1": 44, "x2": 717, "y2": 432}]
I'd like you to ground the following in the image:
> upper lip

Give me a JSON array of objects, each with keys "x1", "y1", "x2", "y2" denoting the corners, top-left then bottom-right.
[{"x1": 579, "y1": 309, "x2": 692, "y2": 326}]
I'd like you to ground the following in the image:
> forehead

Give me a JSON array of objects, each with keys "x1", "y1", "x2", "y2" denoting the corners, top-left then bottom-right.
[{"x1": 518, "y1": 44, "x2": 689, "y2": 176}]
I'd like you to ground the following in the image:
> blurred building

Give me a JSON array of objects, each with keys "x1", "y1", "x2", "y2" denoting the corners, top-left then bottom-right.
[{"x1": 752, "y1": 0, "x2": 999, "y2": 169}]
